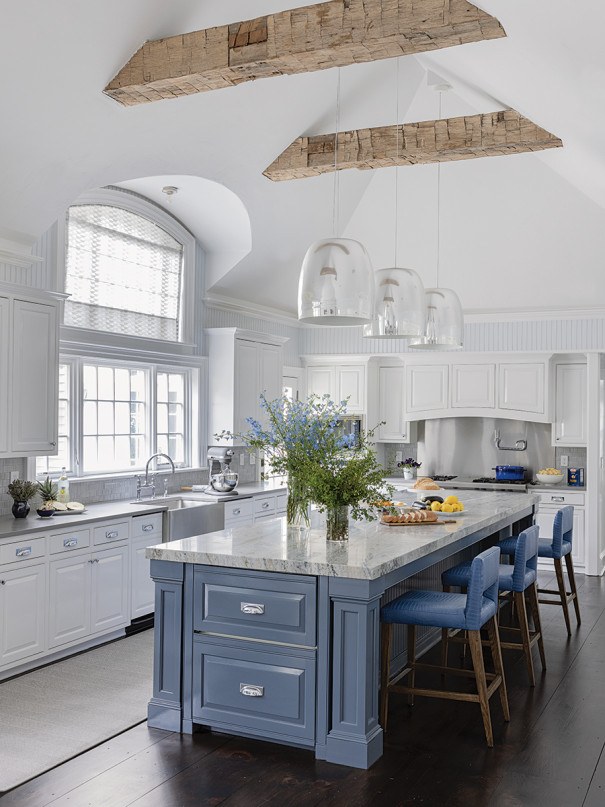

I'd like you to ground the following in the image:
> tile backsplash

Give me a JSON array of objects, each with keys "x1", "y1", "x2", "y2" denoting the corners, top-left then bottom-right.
[
  {"x1": 377, "y1": 442, "x2": 420, "y2": 477},
  {"x1": 0, "y1": 458, "x2": 28, "y2": 516}
]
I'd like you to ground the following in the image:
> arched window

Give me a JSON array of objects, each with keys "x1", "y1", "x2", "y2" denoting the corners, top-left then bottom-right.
[{"x1": 64, "y1": 203, "x2": 185, "y2": 341}]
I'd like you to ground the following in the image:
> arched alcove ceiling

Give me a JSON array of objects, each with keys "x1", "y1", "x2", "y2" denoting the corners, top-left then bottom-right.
[{"x1": 115, "y1": 175, "x2": 252, "y2": 289}]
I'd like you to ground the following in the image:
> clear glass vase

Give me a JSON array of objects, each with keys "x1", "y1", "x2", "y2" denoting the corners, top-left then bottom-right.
[
  {"x1": 326, "y1": 504, "x2": 349, "y2": 541},
  {"x1": 286, "y1": 479, "x2": 310, "y2": 529}
]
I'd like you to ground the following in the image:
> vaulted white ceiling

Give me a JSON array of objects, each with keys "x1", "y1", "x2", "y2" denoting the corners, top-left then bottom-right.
[{"x1": 2, "y1": 1, "x2": 604, "y2": 316}]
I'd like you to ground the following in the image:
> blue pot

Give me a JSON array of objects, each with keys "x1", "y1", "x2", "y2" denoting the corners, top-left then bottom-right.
[{"x1": 492, "y1": 465, "x2": 526, "y2": 481}]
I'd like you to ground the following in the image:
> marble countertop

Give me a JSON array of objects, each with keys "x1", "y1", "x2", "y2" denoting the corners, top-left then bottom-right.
[{"x1": 146, "y1": 489, "x2": 537, "y2": 580}]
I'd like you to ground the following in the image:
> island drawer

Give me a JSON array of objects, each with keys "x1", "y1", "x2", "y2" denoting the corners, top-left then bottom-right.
[
  {"x1": 534, "y1": 490, "x2": 584, "y2": 506},
  {"x1": 193, "y1": 567, "x2": 316, "y2": 647},
  {"x1": 191, "y1": 639, "x2": 315, "y2": 743},
  {"x1": 49, "y1": 528, "x2": 91, "y2": 554}
]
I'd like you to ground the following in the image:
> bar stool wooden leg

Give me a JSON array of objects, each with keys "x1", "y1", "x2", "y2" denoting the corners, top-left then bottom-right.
[
  {"x1": 380, "y1": 624, "x2": 391, "y2": 730},
  {"x1": 514, "y1": 590, "x2": 536, "y2": 687},
  {"x1": 486, "y1": 615, "x2": 510, "y2": 722},
  {"x1": 407, "y1": 624, "x2": 417, "y2": 707},
  {"x1": 564, "y1": 553, "x2": 582, "y2": 626},
  {"x1": 527, "y1": 582, "x2": 546, "y2": 671},
  {"x1": 554, "y1": 557, "x2": 572, "y2": 635},
  {"x1": 468, "y1": 629, "x2": 494, "y2": 747},
  {"x1": 441, "y1": 627, "x2": 449, "y2": 674}
]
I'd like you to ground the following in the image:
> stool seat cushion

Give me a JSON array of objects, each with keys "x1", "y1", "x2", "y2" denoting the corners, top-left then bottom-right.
[
  {"x1": 381, "y1": 589, "x2": 497, "y2": 631},
  {"x1": 442, "y1": 561, "x2": 536, "y2": 593},
  {"x1": 499, "y1": 536, "x2": 572, "y2": 559}
]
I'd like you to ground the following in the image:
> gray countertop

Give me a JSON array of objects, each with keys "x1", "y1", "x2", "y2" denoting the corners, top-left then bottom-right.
[{"x1": 146, "y1": 490, "x2": 538, "y2": 581}]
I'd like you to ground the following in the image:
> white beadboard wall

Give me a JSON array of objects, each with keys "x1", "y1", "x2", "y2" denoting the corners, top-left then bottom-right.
[
  {"x1": 300, "y1": 318, "x2": 605, "y2": 355},
  {"x1": 203, "y1": 303, "x2": 302, "y2": 366},
  {"x1": 0, "y1": 224, "x2": 58, "y2": 291}
]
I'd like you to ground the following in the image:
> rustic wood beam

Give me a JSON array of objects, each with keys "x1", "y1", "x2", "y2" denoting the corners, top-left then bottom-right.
[
  {"x1": 104, "y1": 1, "x2": 505, "y2": 106},
  {"x1": 263, "y1": 110, "x2": 563, "y2": 180}
]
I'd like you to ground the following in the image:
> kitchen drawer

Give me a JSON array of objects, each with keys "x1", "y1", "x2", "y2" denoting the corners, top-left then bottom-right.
[
  {"x1": 131, "y1": 512, "x2": 163, "y2": 541},
  {"x1": 534, "y1": 490, "x2": 585, "y2": 506},
  {"x1": 193, "y1": 567, "x2": 316, "y2": 647},
  {"x1": 93, "y1": 520, "x2": 130, "y2": 546},
  {"x1": 224, "y1": 498, "x2": 254, "y2": 524},
  {"x1": 192, "y1": 639, "x2": 315, "y2": 743},
  {"x1": 254, "y1": 495, "x2": 276, "y2": 517},
  {"x1": 49, "y1": 527, "x2": 91, "y2": 554},
  {"x1": 276, "y1": 492, "x2": 288, "y2": 513},
  {"x1": 0, "y1": 535, "x2": 45, "y2": 565}
]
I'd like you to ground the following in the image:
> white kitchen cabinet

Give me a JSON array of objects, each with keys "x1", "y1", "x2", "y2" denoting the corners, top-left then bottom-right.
[
  {"x1": 552, "y1": 363, "x2": 587, "y2": 446},
  {"x1": 306, "y1": 363, "x2": 366, "y2": 413},
  {"x1": 498, "y1": 362, "x2": 545, "y2": 415},
  {"x1": 406, "y1": 365, "x2": 449, "y2": 415},
  {"x1": 0, "y1": 287, "x2": 62, "y2": 457},
  {"x1": 207, "y1": 329, "x2": 287, "y2": 444},
  {"x1": 91, "y1": 544, "x2": 129, "y2": 633},
  {"x1": 130, "y1": 513, "x2": 163, "y2": 620},
  {"x1": 0, "y1": 562, "x2": 46, "y2": 667},
  {"x1": 378, "y1": 367, "x2": 415, "y2": 443},
  {"x1": 534, "y1": 490, "x2": 586, "y2": 570},
  {"x1": 451, "y1": 363, "x2": 495, "y2": 409},
  {"x1": 0, "y1": 296, "x2": 9, "y2": 454}
]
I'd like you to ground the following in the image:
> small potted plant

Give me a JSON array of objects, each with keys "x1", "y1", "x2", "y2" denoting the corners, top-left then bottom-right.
[
  {"x1": 398, "y1": 457, "x2": 422, "y2": 481},
  {"x1": 6, "y1": 479, "x2": 39, "y2": 518},
  {"x1": 37, "y1": 476, "x2": 59, "y2": 518}
]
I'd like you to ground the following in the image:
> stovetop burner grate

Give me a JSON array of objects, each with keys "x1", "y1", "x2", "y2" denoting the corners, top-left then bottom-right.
[{"x1": 432, "y1": 475, "x2": 458, "y2": 482}]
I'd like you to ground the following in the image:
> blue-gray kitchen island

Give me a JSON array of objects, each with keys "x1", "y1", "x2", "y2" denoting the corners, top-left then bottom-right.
[{"x1": 145, "y1": 490, "x2": 536, "y2": 769}]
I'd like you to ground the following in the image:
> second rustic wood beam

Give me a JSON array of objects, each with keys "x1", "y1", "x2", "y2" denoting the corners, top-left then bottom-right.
[
  {"x1": 104, "y1": 0, "x2": 505, "y2": 106},
  {"x1": 263, "y1": 110, "x2": 563, "y2": 180}
]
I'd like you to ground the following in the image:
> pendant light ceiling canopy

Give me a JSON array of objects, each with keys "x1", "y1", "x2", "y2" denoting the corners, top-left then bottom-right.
[
  {"x1": 298, "y1": 238, "x2": 374, "y2": 325},
  {"x1": 408, "y1": 287, "x2": 463, "y2": 350},
  {"x1": 363, "y1": 266, "x2": 426, "y2": 338}
]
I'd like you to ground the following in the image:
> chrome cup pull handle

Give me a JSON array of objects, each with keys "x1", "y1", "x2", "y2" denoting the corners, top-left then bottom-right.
[
  {"x1": 240, "y1": 684, "x2": 264, "y2": 697},
  {"x1": 105, "y1": 530, "x2": 119, "y2": 539},
  {"x1": 16, "y1": 547, "x2": 32, "y2": 557},
  {"x1": 241, "y1": 602, "x2": 265, "y2": 615},
  {"x1": 63, "y1": 538, "x2": 78, "y2": 548},
  {"x1": 262, "y1": 501, "x2": 270, "y2": 509},
  {"x1": 551, "y1": 496, "x2": 564, "y2": 502},
  {"x1": 142, "y1": 524, "x2": 154, "y2": 532},
  {"x1": 233, "y1": 508, "x2": 241, "y2": 515}
]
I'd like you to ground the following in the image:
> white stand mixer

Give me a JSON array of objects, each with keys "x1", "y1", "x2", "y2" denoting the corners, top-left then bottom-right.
[{"x1": 205, "y1": 447, "x2": 240, "y2": 497}]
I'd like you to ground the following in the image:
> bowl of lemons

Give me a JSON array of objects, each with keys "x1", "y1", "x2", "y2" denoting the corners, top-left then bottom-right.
[
  {"x1": 536, "y1": 468, "x2": 564, "y2": 484},
  {"x1": 428, "y1": 494, "x2": 465, "y2": 514}
]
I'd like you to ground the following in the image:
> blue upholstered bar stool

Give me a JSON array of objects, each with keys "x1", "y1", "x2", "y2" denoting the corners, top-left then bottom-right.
[
  {"x1": 441, "y1": 526, "x2": 545, "y2": 687},
  {"x1": 380, "y1": 546, "x2": 509, "y2": 747},
  {"x1": 499, "y1": 506, "x2": 580, "y2": 636}
]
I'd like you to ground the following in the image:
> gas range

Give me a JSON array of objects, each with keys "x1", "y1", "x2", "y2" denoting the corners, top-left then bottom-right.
[{"x1": 434, "y1": 476, "x2": 537, "y2": 493}]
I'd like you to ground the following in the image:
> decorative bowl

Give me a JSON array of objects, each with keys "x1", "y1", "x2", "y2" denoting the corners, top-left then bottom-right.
[
  {"x1": 36, "y1": 508, "x2": 55, "y2": 519},
  {"x1": 536, "y1": 473, "x2": 564, "y2": 485}
]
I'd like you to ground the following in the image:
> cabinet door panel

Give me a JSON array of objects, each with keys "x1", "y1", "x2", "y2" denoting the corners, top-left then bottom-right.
[
  {"x1": 554, "y1": 364, "x2": 587, "y2": 445},
  {"x1": 499, "y1": 363, "x2": 545, "y2": 414},
  {"x1": 338, "y1": 365, "x2": 365, "y2": 412},
  {"x1": 235, "y1": 340, "x2": 260, "y2": 435},
  {"x1": 48, "y1": 555, "x2": 91, "y2": 648},
  {"x1": 452, "y1": 364, "x2": 495, "y2": 408},
  {"x1": 11, "y1": 299, "x2": 58, "y2": 453},
  {"x1": 259, "y1": 345, "x2": 281, "y2": 411},
  {"x1": 307, "y1": 367, "x2": 334, "y2": 400},
  {"x1": 406, "y1": 365, "x2": 449, "y2": 413},
  {"x1": 379, "y1": 367, "x2": 405, "y2": 441},
  {"x1": 0, "y1": 296, "x2": 9, "y2": 454},
  {"x1": 0, "y1": 563, "x2": 46, "y2": 666},
  {"x1": 91, "y1": 545, "x2": 129, "y2": 633},
  {"x1": 131, "y1": 535, "x2": 156, "y2": 619}
]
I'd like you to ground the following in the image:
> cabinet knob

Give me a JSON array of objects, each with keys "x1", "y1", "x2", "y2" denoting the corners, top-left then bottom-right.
[
  {"x1": 233, "y1": 508, "x2": 240, "y2": 516},
  {"x1": 262, "y1": 502, "x2": 270, "y2": 509},
  {"x1": 50, "y1": 441, "x2": 57, "y2": 447},
  {"x1": 0, "y1": 580, "x2": 5, "y2": 585}
]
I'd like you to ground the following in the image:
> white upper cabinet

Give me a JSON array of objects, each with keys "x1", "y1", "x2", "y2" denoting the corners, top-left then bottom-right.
[
  {"x1": 552, "y1": 362, "x2": 587, "y2": 446},
  {"x1": 406, "y1": 365, "x2": 449, "y2": 414},
  {"x1": 498, "y1": 362, "x2": 546, "y2": 415},
  {"x1": 378, "y1": 366, "x2": 415, "y2": 442},
  {"x1": 207, "y1": 329, "x2": 287, "y2": 444},
  {"x1": 306, "y1": 362, "x2": 366, "y2": 413},
  {"x1": 0, "y1": 287, "x2": 63, "y2": 458},
  {"x1": 451, "y1": 364, "x2": 496, "y2": 409}
]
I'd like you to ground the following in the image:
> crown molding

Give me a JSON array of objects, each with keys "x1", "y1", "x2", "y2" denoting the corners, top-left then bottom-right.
[
  {"x1": 204, "y1": 293, "x2": 300, "y2": 327},
  {"x1": 464, "y1": 306, "x2": 605, "y2": 324},
  {"x1": 0, "y1": 228, "x2": 44, "y2": 268}
]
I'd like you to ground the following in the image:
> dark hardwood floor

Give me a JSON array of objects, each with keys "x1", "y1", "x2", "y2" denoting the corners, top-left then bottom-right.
[{"x1": 3, "y1": 570, "x2": 605, "y2": 807}]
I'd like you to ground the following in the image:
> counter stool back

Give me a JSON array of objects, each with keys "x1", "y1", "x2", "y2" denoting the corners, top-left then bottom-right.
[{"x1": 380, "y1": 546, "x2": 509, "y2": 747}]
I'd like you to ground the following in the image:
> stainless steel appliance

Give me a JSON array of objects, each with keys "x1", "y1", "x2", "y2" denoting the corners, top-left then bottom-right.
[{"x1": 205, "y1": 446, "x2": 240, "y2": 497}]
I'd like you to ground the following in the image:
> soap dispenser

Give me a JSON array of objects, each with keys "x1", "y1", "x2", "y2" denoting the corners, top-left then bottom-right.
[{"x1": 57, "y1": 467, "x2": 70, "y2": 503}]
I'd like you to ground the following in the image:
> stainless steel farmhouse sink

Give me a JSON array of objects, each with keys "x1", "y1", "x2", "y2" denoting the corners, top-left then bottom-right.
[{"x1": 130, "y1": 496, "x2": 225, "y2": 540}]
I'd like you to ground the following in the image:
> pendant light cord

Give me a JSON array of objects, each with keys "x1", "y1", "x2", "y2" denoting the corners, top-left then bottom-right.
[
  {"x1": 333, "y1": 68, "x2": 341, "y2": 238},
  {"x1": 436, "y1": 91, "x2": 442, "y2": 288},
  {"x1": 394, "y1": 58, "x2": 400, "y2": 267}
]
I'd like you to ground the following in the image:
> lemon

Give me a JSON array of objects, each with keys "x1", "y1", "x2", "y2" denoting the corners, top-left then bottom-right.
[
  {"x1": 441, "y1": 503, "x2": 454, "y2": 513},
  {"x1": 444, "y1": 495, "x2": 459, "y2": 505},
  {"x1": 430, "y1": 501, "x2": 442, "y2": 512},
  {"x1": 458, "y1": 503, "x2": 464, "y2": 511}
]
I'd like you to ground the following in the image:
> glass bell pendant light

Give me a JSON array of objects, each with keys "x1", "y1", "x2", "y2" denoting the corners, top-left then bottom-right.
[
  {"x1": 298, "y1": 238, "x2": 374, "y2": 325},
  {"x1": 363, "y1": 266, "x2": 426, "y2": 338},
  {"x1": 297, "y1": 69, "x2": 374, "y2": 326},
  {"x1": 408, "y1": 287, "x2": 463, "y2": 350}
]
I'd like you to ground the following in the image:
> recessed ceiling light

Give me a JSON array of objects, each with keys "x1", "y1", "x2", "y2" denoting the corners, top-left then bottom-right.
[{"x1": 161, "y1": 185, "x2": 179, "y2": 197}]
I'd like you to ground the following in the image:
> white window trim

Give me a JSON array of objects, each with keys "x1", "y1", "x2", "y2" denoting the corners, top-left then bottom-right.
[{"x1": 57, "y1": 186, "x2": 198, "y2": 354}]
